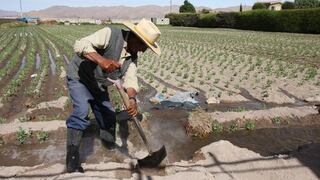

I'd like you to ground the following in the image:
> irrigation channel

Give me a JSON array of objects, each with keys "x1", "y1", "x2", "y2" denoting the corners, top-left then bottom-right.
[{"x1": 0, "y1": 79, "x2": 319, "y2": 176}]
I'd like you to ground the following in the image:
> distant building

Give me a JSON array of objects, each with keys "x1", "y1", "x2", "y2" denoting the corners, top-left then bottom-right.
[
  {"x1": 78, "y1": 18, "x2": 99, "y2": 24},
  {"x1": 151, "y1": 18, "x2": 170, "y2": 25},
  {"x1": 18, "y1": 17, "x2": 39, "y2": 24},
  {"x1": 257, "y1": 1, "x2": 282, "y2": 11},
  {"x1": 268, "y1": 1, "x2": 282, "y2": 10},
  {"x1": 41, "y1": 18, "x2": 103, "y2": 25},
  {"x1": 111, "y1": 19, "x2": 151, "y2": 24}
]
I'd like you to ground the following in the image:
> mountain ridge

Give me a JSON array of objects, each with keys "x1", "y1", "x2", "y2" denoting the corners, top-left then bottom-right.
[{"x1": 0, "y1": 5, "x2": 252, "y2": 19}]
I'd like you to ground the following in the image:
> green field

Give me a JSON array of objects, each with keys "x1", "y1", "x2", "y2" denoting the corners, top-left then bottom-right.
[
  {"x1": 0, "y1": 24, "x2": 320, "y2": 178},
  {"x1": 0, "y1": 24, "x2": 319, "y2": 121}
]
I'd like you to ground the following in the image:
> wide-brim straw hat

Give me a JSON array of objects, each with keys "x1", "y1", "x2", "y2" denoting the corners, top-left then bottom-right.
[{"x1": 123, "y1": 18, "x2": 161, "y2": 55}]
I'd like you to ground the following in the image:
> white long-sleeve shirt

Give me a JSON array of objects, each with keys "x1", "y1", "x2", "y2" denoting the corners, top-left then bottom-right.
[{"x1": 73, "y1": 27, "x2": 139, "y2": 92}]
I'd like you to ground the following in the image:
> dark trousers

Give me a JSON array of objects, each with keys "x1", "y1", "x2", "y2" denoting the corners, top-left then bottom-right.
[{"x1": 66, "y1": 77, "x2": 116, "y2": 131}]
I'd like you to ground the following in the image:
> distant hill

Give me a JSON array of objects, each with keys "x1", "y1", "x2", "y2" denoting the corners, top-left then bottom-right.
[
  {"x1": 25, "y1": 5, "x2": 173, "y2": 19},
  {"x1": 24, "y1": 5, "x2": 214, "y2": 19},
  {"x1": 1, "y1": 5, "x2": 252, "y2": 20},
  {"x1": 0, "y1": 10, "x2": 19, "y2": 17}
]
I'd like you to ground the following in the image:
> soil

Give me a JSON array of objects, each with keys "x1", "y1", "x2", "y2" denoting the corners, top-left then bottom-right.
[
  {"x1": 0, "y1": 40, "x2": 32, "y2": 121},
  {"x1": 1, "y1": 75, "x2": 319, "y2": 179},
  {"x1": 0, "y1": 47, "x2": 319, "y2": 180},
  {"x1": 0, "y1": 35, "x2": 20, "y2": 69}
]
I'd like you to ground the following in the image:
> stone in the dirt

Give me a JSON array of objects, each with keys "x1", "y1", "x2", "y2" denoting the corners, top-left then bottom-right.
[
  {"x1": 27, "y1": 96, "x2": 69, "y2": 113},
  {"x1": 149, "y1": 93, "x2": 165, "y2": 104},
  {"x1": 186, "y1": 109, "x2": 212, "y2": 138},
  {"x1": 59, "y1": 67, "x2": 67, "y2": 79},
  {"x1": 305, "y1": 95, "x2": 320, "y2": 102},
  {"x1": 30, "y1": 74, "x2": 37, "y2": 78},
  {"x1": 206, "y1": 97, "x2": 220, "y2": 104},
  {"x1": 24, "y1": 99, "x2": 35, "y2": 108},
  {"x1": 315, "y1": 104, "x2": 320, "y2": 114}
]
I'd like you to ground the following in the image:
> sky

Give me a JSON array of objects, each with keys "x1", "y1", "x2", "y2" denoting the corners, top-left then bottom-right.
[{"x1": 2, "y1": 0, "x2": 270, "y2": 12}]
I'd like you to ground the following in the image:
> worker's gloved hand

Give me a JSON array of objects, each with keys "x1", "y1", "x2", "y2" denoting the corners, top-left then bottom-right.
[
  {"x1": 116, "y1": 111, "x2": 143, "y2": 122},
  {"x1": 127, "y1": 98, "x2": 138, "y2": 117},
  {"x1": 99, "y1": 59, "x2": 121, "y2": 73}
]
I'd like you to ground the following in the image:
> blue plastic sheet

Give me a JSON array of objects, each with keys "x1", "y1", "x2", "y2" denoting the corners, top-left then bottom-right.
[{"x1": 150, "y1": 91, "x2": 200, "y2": 109}]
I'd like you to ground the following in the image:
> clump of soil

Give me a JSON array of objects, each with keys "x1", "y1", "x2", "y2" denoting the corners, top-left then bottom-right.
[
  {"x1": 186, "y1": 109, "x2": 212, "y2": 138},
  {"x1": 187, "y1": 105, "x2": 318, "y2": 134}
]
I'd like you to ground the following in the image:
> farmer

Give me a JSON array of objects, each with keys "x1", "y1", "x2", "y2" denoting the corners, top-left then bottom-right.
[{"x1": 65, "y1": 18, "x2": 161, "y2": 173}]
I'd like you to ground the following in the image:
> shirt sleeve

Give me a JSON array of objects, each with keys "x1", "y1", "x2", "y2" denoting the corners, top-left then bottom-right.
[
  {"x1": 122, "y1": 62, "x2": 140, "y2": 93},
  {"x1": 73, "y1": 27, "x2": 111, "y2": 57}
]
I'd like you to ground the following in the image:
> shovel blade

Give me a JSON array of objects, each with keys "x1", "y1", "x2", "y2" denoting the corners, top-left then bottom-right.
[{"x1": 138, "y1": 146, "x2": 167, "y2": 168}]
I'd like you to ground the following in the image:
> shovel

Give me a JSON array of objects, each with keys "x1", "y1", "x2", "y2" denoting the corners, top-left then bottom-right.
[{"x1": 107, "y1": 78, "x2": 167, "y2": 168}]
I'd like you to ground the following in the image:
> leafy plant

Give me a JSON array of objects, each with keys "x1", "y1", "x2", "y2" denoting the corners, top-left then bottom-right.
[
  {"x1": 162, "y1": 87, "x2": 168, "y2": 93},
  {"x1": 261, "y1": 90, "x2": 269, "y2": 98},
  {"x1": 271, "y1": 116, "x2": 281, "y2": 125},
  {"x1": 189, "y1": 76, "x2": 195, "y2": 82},
  {"x1": 0, "y1": 136, "x2": 4, "y2": 146},
  {"x1": 245, "y1": 120, "x2": 256, "y2": 131},
  {"x1": 305, "y1": 67, "x2": 317, "y2": 80},
  {"x1": 229, "y1": 107, "x2": 247, "y2": 112},
  {"x1": 0, "y1": 117, "x2": 6, "y2": 124},
  {"x1": 16, "y1": 127, "x2": 32, "y2": 144},
  {"x1": 212, "y1": 120, "x2": 224, "y2": 133},
  {"x1": 229, "y1": 121, "x2": 238, "y2": 132},
  {"x1": 36, "y1": 130, "x2": 49, "y2": 143},
  {"x1": 183, "y1": 73, "x2": 189, "y2": 79},
  {"x1": 18, "y1": 116, "x2": 30, "y2": 122}
]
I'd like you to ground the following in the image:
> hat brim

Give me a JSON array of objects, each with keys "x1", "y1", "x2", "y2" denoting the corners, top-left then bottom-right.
[{"x1": 123, "y1": 21, "x2": 161, "y2": 55}]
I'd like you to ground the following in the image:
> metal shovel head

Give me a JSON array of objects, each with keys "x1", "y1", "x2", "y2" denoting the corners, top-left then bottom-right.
[{"x1": 137, "y1": 145, "x2": 167, "y2": 168}]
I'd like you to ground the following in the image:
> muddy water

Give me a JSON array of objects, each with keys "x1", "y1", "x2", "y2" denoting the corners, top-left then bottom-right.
[
  {"x1": 35, "y1": 53, "x2": 41, "y2": 70},
  {"x1": 63, "y1": 54, "x2": 69, "y2": 65},
  {"x1": 13, "y1": 56, "x2": 26, "y2": 79},
  {"x1": 145, "y1": 109, "x2": 320, "y2": 162},
  {"x1": 48, "y1": 49, "x2": 56, "y2": 75},
  {"x1": 0, "y1": 127, "x2": 127, "y2": 166},
  {"x1": 137, "y1": 79, "x2": 320, "y2": 164}
]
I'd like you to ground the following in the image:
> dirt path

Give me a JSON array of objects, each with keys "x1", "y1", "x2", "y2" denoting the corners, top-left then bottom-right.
[{"x1": 0, "y1": 140, "x2": 318, "y2": 179}]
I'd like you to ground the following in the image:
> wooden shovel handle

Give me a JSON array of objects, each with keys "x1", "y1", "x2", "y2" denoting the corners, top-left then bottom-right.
[
  {"x1": 116, "y1": 86, "x2": 153, "y2": 154},
  {"x1": 118, "y1": 87, "x2": 131, "y2": 109}
]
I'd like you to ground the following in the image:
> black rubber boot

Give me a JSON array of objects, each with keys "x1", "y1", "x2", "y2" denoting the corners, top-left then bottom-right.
[
  {"x1": 66, "y1": 128, "x2": 84, "y2": 173},
  {"x1": 66, "y1": 145, "x2": 84, "y2": 173}
]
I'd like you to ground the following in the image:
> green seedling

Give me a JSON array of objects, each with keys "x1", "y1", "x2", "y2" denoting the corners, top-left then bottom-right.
[
  {"x1": 189, "y1": 76, "x2": 195, "y2": 82},
  {"x1": 271, "y1": 116, "x2": 281, "y2": 125},
  {"x1": 17, "y1": 127, "x2": 32, "y2": 144},
  {"x1": 229, "y1": 107, "x2": 247, "y2": 112},
  {"x1": 36, "y1": 130, "x2": 49, "y2": 143},
  {"x1": 0, "y1": 136, "x2": 4, "y2": 146},
  {"x1": 0, "y1": 117, "x2": 6, "y2": 124},
  {"x1": 162, "y1": 87, "x2": 168, "y2": 93},
  {"x1": 18, "y1": 116, "x2": 30, "y2": 123},
  {"x1": 212, "y1": 120, "x2": 224, "y2": 133},
  {"x1": 229, "y1": 121, "x2": 238, "y2": 133},
  {"x1": 245, "y1": 120, "x2": 256, "y2": 131}
]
